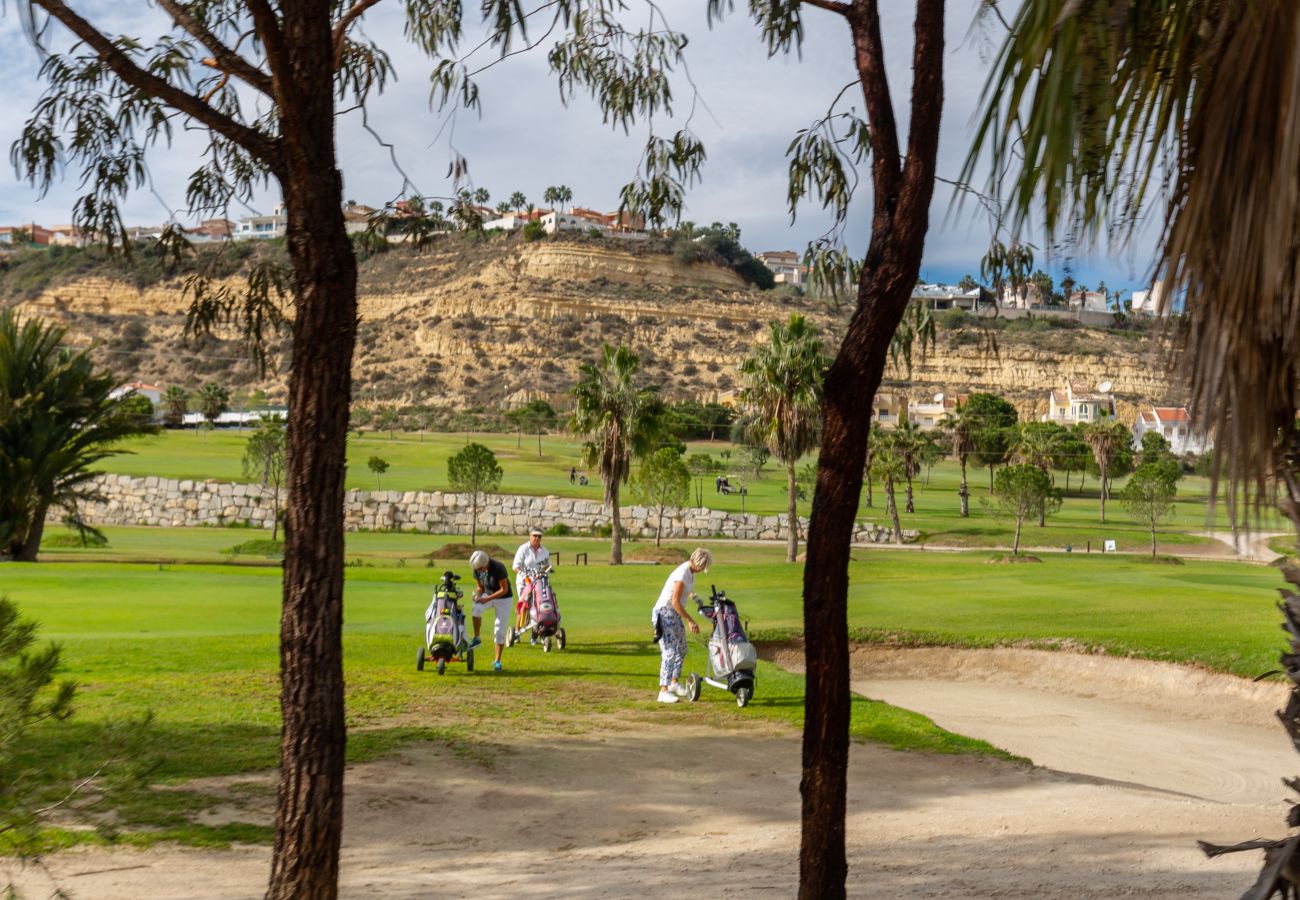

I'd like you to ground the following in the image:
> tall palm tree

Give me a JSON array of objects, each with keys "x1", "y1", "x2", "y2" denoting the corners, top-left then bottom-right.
[
  {"x1": 542, "y1": 186, "x2": 561, "y2": 211},
  {"x1": 569, "y1": 344, "x2": 664, "y2": 565},
  {"x1": 557, "y1": 185, "x2": 573, "y2": 212},
  {"x1": 1082, "y1": 419, "x2": 1127, "y2": 524},
  {"x1": 508, "y1": 191, "x2": 527, "y2": 211},
  {"x1": 472, "y1": 187, "x2": 490, "y2": 206},
  {"x1": 868, "y1": 433, "x2": 905, "y2": 544},
  {"x1": 739, "y1": 314, "x2": 829, "y2": 562},
  {"x1": 161, "y1": 386, "x2": 189, "y2": 428},
  {"x1": 0, "y1": 311, "x2": 155, "y2": 560},
  {"x1": 941, "y1": 399, "x2": 978, "y2": 517},
  {"x1": 892, "y1": 415, "x2": 927, "y2": 514}
]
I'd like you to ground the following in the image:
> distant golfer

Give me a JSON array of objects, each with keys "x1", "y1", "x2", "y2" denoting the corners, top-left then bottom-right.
[
  {"x1": 651, "y1": 548, "x2": 710, "y2": 703},
  {"x1": 468, "y1": 550, "x2": 513, "y2": 672}
]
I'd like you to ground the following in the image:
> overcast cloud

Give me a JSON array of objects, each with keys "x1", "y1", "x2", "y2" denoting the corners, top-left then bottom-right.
[{"x1": 0, "y1": 1, "x2": 1159, "y2": 292}]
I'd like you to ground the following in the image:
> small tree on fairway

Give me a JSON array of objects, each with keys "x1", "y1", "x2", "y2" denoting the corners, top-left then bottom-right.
[
  {"x1": 987, "y1": 464, "x2": 1062, "y2": 555},
  {"x1": 868, "y1": 435, "x2": 906, "y2": 544},
  {"x1": 518, "y1": 399, "x2": 558, "y2": 458},
  {"x1": 1083, "y1": 419, "x2": 1131, "y2": 523},
  {"x1": 351, "y1": 405, "x2": 374, "y2": 435},
  {"x1": 633, "y1": 448, "x2": 690, "y2": 546},
  {"x1": 966, "y1": 393, "x2": 1019, "y2": 493},
  {"x1": 686, "y1": 453, "x2": 718, "y2": 507},
  {"x1": 243, "y1": 417, "x2": 287, "y2": 541},
  {"x1": 377, "y1": 407, "x2": 400, "y2": 440},
  {"x1": 941, "y1": 399, "x2": 978, "y2": 516},
  {"x1": 447, "y1": 443, "x2": 503, "y2": 546},
  {"x1": 1121, "y1": 464, "x2": 1179, "y2": 558},
  {"x1": 161, "y1": 386, "x2": 188, "y2": 428},
  {"x1": 367, "y1": 456, "x2": 389, "y2": 492}
]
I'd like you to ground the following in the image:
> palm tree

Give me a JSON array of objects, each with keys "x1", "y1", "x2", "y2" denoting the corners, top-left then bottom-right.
[
  {"x1": 472, "y1": 187, "x2": 490, "y2": 206},
  {"x1": 1012, "y1": 422, "x2": 1065, "y2": 525},
  {"x1": 863, "y1": 422, "x2": 878, "y2": 508},
  {"x1": 508, "y1": 191, "x2": 527, "y2": 211},
  {"x1": 868, "y1": 434, "x2": 905, "y2": 544},
  {"x1": 1082, "y1": 419, "x2": 1128, "y2": 524},
  {"x1": 0, "y1": 311, "x2": 156, "y2": 560},
  {"x1": 196, "y1": 382, "x2": 230, "y2": 428},
  {"x1": 739, "y1": 314, "x2": 829, "y2": 562},
  {"x1": 974, "y1": 3, "x2": 1300, "y2": 888},
  {"x1": 569, "y1": 344, "x2": 665, "y2": 565},
  {"x1": 542, "y1": 185, "x2": 561, "y2": 211},
  {"x1": 557, "y1": 185, "x2": 573, "y2": 212},
  {"x1": 941, "y1": 399, "x2": 978, "y2": 517},
  {"x1": 890, "y1": 415, "x2": 925, "y2": 514},
  {"x1": 161, "y1": 385, "x2": 188, "y2": 428},
  {"x1": 495, "y1": 201, "x2": 511, "y2": 215}
]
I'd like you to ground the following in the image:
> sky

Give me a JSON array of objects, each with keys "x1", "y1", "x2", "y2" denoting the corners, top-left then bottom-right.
[{"x1": 0, "y1": 1, "x2": 1160, "y2": 294}]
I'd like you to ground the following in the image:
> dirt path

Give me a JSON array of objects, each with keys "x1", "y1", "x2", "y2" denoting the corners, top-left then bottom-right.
[
  {"x1": 1196, "y1": 530, "x2": 1290, "y2": 563},
  {"x1": 8, "y1": 648, "x2": 1293, "y2": 899}
]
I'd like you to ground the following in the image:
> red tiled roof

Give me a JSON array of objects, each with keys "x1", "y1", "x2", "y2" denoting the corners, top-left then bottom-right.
[{"x1": 1152, "y1": 406, "x2": 1191, "y2": 423}]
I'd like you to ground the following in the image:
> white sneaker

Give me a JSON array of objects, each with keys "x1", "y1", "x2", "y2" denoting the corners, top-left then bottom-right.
[
  {"x1": 669, "y1": 683, "x2": 689, "y2": 697},
  {"x1": 657, "y1": 690, "x2": 679, "y2": 704}
]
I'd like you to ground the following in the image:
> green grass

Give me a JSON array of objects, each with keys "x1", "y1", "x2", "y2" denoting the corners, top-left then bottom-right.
[{"x1": 96, "y1": 430, "x2": 1272, "y2": 554}]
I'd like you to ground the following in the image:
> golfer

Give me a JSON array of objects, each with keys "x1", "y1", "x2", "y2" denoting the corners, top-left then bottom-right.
[
  {"x1": 651, "y1": 548, "x2": 711, "y2": 703},
  {"x1": 512, "y1": 528, "x2": 551, "y2": 645},
  {"x1": 468, "y1": 550, "x2": 512, "y2": 672}
]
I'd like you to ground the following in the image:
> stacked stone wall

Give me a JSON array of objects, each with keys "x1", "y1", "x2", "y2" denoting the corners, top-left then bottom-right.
[{"x1": 63, "y1": 475, "x2": 919, "y2": 544}]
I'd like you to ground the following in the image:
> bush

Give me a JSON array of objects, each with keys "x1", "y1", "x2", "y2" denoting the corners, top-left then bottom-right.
[
  {"x1": 544, "y1": 523, "x2": 572, "y2": 536},
  {"x1": 222, "y1": 538, "x2": 285, "y2": 556},
  {"x1": 592, "y1": 523, "x2": 613, "y2": 538},
  {"x1": 522, "y1": 220, "x2": 546, "y2": 242},
  {"x1": 939, "y1": 307, "x2": 970, "y2": 329}
]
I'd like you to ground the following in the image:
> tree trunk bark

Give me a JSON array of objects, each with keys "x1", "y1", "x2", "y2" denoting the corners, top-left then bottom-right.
[
  {"x1": 18, "y1": 502, "x2": 48, "y2": 561},
  {"x1": 272, "y1": 487, "x2": 281, "y2": 543},
  {"x1": 1151, "y1": 523, "x2": 1157, "y2": 558},
  {"x1": 470, "y1": 499, "x2": 478, "y2": 545},
  {"x1": 904, "y1": 476, "x2": 914, "y2": 514},
  {"x1": 958, "y1": 457, "x2": 969, "y2": 517},
  {"x1": 988, "y1": 463, "x2": 995, "y2": 494},
  {"x1": 1099, "y1": 462, "x2": 1108, "y2": 523},
  {"x1": 536, "y1": 429, "x2": 542, "y2": 458},
  {"x1": 267, "y1": 14, "x2": 357, "y2": 891},
  {"x1": 609, "y1": 480, "x2": 623, "y2": 565},
  {"x1": 799, "y1": 4, "x2": 943, "y2": 898},
  {"x1": 655, "y1": 505, "x2": 663, "y2": 547},
  {"x1": 786, "y1": 460, "x2": 799, "y2": 563},
  {"x1": 1013, "y1": 516, "x2": 1022, "y2": 555},
  {"x1": 886, "y1": 480, "x2": 902, "y2": 543}
]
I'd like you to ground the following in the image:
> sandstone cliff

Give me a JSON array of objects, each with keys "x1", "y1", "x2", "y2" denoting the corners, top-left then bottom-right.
[{"x1": 6, "y1": 236, "x2": 1178, "y2": 421}]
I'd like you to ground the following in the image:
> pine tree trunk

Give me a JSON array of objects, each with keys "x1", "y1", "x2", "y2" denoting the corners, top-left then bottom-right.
[
  {"x1": 798, "y1": 4, "x2": 943, "y2": 898},
  {"x1": 1013, "y1": 516, "x2": 1022, "y2": 554},
  {"x1": 609, "y1": 480, "x2": 623, "y2": 565},
  {"x1": 786, "y1": 460, "x2": 799, "y2": 563},
  {"x1": 267, "y1": 16, "x2": 357, "y2": 890},
  {"x1": 1150, "y1": 522, "x2": 1157, "y2": 558}
]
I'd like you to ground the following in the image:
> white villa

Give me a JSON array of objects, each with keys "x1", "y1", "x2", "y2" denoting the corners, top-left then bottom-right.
[
  {"x1": 1133, "y1": 406, "x2": 1210, "y2": 455},
  {"x1": 234, "y1": 203, "x2": 287, "y2": 240},
  {"x1": 109, "y1": 381, "x2": 166, "y2": 422},
  {"x1": 913, "y1": 284, "x2": 983, "y2": 311},
  {"x1": 1045, "y1": 380, "x2": 1116, "y2": 425},
  {"x1": 757, "y1": 250, "x2": 806, "y2": 286}
]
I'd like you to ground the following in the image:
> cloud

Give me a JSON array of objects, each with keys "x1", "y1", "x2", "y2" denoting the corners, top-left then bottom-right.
[{"x1": 0, "y1": 0, "x2": 1160, "y2": 290}]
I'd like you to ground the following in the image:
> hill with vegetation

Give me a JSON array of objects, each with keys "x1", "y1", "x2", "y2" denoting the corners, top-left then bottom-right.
[{"x1": 0, "y1": 231, "x2": 1180, "y2": 424}]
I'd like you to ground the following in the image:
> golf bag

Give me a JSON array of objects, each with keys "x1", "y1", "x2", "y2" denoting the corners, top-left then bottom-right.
[
  {"x1": 525, "y1": 568, "x2": 561, "y2": 638},
  {"x1": 425, "y1": 571, "x2": 467, "y2": 658},
  {"x1": 702, "y1": 589, "x2": 757, "y2": 687}
]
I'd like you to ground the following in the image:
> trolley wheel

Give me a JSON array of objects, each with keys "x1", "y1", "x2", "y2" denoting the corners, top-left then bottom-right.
[
  {"x1": 543, "y1": 637, "x2": 552, "y2": 653},
  {"x1": 417, "y1": 648, "x2": 426, "y2": 671},
  {"x1": 436, "y1": 659, "x2": 447, "y2": 676},
  {"x1": 466, "y1": 648, "x2": 475, "y2": 672},
  {"x1": 735, "y1": 686, "x2": 752, "y2": 708},
  {"x1": 506, "y1": 626, "x2": 517, "y2": 648},
  {"x1": 557, "y1": 628, "x2": 567, "y2": 650},
  {"x1": 686, "y1": 673, "x2": 701, "y2": 702}
]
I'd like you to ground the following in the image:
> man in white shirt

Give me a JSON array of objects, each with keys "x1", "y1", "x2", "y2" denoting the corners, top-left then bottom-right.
[
  {"x1": 513, "y1": 528, "x2": 551, "y2": 598},
  {"x1": 512, "y1": 528, "x2": 551, "y2": 646}
]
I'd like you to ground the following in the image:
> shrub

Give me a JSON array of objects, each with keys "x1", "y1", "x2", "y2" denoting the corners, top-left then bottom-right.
[
  {"x1": 939, "y1": 307, "x2": 970, "y2": 329},
  {"x1": 544, "y1": 523, "x2": 572, "y2": 536},
  {"x1": 522, "y1": 220, "x2": 546, "y2": 242}
]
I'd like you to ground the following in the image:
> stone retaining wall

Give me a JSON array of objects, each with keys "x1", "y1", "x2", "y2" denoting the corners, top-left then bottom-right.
[{"x1": 64, "y1": 475, "x2": 920, "y2": 544}]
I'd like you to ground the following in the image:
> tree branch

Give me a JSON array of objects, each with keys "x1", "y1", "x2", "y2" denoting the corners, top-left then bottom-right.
[
  {"x1": 332, "y1": 0, "x2": 386, "y2": 69},
  {"x1": 156, "y1": 0, "x2": 273, "y2": 95},
  {"x1": 802, "y1": 0, "x2": 851, "y2": 15},
  {"x1": 29, "y1": 0, "x2": 280, "y2": 164},
  {"x1": 902, "y1": 0, "x2": 944, "y2": 195},
  {"x1": 849, "y1": 0, "x2": 901, "y2": 199}
]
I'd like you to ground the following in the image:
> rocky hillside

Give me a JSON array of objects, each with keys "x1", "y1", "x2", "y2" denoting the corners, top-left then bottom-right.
[{"x1": 3, "y1": 234, "x2": 1182, "y2": 422}]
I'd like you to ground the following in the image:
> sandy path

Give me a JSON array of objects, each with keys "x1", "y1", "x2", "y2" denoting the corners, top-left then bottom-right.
[{"x1": 7, "y1": 647, "x2": 1294, "y2": 899}]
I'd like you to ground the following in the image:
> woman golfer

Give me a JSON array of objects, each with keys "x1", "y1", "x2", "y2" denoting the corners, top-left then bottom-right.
[{"x1": 650, "y1": 548, "x2": 711, "y2": 703}]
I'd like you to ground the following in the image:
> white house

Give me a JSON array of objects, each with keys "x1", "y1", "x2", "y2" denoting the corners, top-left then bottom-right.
[
  {"x1": 109, "y1": 381, "x2": 165, "y2": 422},
  {"x1": 235, "y1": 203, "x2": 287, "y2": 240},
  {"x1": 1067, "y1": 290, "x2": 1110, "y2": 313},
  {"x1": 1045, "y1": 380, "x2": 1116, "y2": 425},
  {"x1": 1130, "y1": 281, "x2": 1171, "y2": 317},
  {"x1": 913, "y1": 283, "x2": 983, "y2": 311},
  {"x1": 872, "y1": 392, "x2": 903, "y2": 428},
  {"x1": 1133, "y1": 406, "x2": 1210, "y2": 455},
  {"x1": 906, "y1": 394, "x2": 964, "y2": 430},
  {"x1": 757, "y1": 250, "x2": 805, "y2": 286}
]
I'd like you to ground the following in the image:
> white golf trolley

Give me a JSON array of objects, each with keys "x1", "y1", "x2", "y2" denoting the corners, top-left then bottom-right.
[{"x1": 686, "y1": 584, "x2": 758, "y2": 708}]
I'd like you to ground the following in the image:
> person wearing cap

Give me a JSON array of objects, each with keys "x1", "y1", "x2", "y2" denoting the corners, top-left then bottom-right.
[
  {"x1": 468, "y1": 549, "x2": 513, "y2": 671},
  {"x1": 512, "y1": 529, "x2": 551, "y2": 645},
  {"x1": 650, "y1": 548, "x2": 711, "y2": 704}
]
